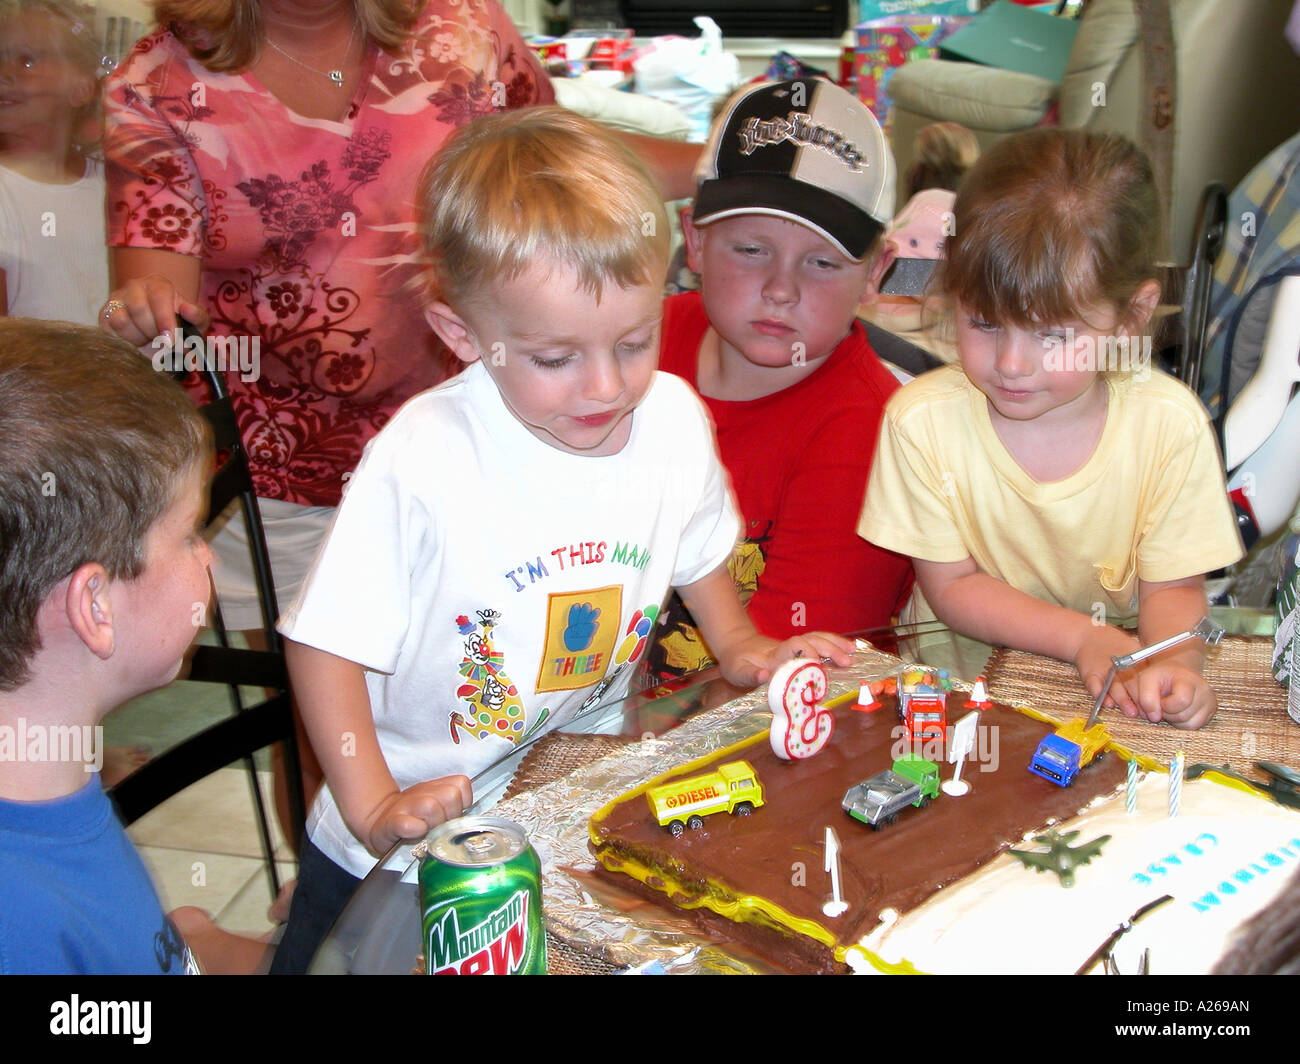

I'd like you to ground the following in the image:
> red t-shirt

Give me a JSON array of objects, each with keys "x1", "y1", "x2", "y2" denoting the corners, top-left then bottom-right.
[{"x1": 649, "y1": 292, "x2": 913, "y2": 675}]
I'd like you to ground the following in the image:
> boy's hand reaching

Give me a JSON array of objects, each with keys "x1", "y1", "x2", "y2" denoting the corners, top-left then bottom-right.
[
  {"x1": 361, "y1": 775, "x2": 472, "y2": 857},
  {"x1": 717, "y1": 631, "x2": 856, "y2": 688},
  {"x1": 680, "y1": 563, "x2": 855, "y2": 688}
]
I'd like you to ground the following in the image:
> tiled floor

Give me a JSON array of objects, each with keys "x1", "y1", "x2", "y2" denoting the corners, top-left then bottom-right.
[{"x1": 126, "y1": 766, "x2": 295, "y2": 941}]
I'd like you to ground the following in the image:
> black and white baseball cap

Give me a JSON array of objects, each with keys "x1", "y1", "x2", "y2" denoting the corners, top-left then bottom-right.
[{"x1": 692, "y1": 79, "x2": 896, "y2": 262}]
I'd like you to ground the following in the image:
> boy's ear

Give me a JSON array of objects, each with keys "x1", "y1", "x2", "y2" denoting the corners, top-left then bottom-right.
[
  {"x1": 424, "y1": 302, "x2": 482, "y2": 365},
  {"x1": 865, "y1": 241, "x2": 898, "y2": 297},
  {"x1": 65, "y1": 564, "x2": 114, "y2": 660},
  {"x1": 682, "y1": 210, "x2": 706, "y2": 275}
]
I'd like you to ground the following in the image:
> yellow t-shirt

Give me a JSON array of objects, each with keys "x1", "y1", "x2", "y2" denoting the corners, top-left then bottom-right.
[{"x1": 858, "y1": 365, "x2": 1244, "y2": 626}]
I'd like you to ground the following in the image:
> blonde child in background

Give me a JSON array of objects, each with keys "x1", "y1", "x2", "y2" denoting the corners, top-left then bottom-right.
[
  {"x1": 0, "y1": 0, "x2": 108, "y2": 324},
  {"x1": 901, "y1": 120, "x2": 980, "y2": 199},
  {"x1": 271, "y1": 108, "x2": 854, "y2": 972},
  {"x1": 860, "y1": 130, "x2": 1243, "y2": 730}
]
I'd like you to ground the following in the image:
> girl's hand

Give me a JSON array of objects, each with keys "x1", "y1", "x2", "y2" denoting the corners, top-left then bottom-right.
[
  {"x1": 1128, "y1": 664, "x2": 1217, "y2": 730},
  {"x1": 1073, "y1": 625, "x2": 1143, "y2": 717},
  {"x1": 101, "y1": 274, "x2": 209, "y2": 348},
  {"x1": 361, "y1": 775, "x2": 472, "y2": 857}
]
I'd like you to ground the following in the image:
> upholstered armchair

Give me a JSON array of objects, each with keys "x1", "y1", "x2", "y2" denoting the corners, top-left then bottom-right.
[{"x1": 886, "y1": 0, "x2": 1300, "y2": 261}]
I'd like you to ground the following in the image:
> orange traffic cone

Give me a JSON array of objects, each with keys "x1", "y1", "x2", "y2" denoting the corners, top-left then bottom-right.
[
  {"x1": 854, "y1": 680, "x2": 882, "y2": 712},
  {"x1": 965, "y1": 675, "x2": 993, "y2": 709}
]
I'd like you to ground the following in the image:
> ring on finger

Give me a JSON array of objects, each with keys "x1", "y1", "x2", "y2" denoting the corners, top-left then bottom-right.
[{"x1": 102, "y1": 299, "x2": 127, "y2": 320}]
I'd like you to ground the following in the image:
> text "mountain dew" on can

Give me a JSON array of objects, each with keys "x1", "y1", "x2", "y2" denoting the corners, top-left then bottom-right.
[{"x1": 419, "y1": 815, "x2": 546, "y2": 975}]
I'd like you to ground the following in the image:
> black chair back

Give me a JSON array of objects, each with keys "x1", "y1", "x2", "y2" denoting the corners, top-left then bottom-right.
[{"x1": 109, "y1": 324, "x2": 306, "y2": 898}]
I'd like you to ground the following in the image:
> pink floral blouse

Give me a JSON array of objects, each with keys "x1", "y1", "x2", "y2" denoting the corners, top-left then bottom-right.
[{"x1": 104, "y1": 0, "x2": 553, "y2": 506}]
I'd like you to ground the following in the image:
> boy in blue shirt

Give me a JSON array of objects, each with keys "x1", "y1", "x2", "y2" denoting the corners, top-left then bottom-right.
[{"x1": 0, "y1": 319, "x2": 212, "y2": 973}]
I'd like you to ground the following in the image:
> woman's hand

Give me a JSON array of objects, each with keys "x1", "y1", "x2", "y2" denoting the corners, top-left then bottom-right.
[
  {"x1": 105, "y1": 247, "x2": 206, "y2": 348},
  {"x1": 101, "y1": 273, "x2": 209, "y2": 347}
]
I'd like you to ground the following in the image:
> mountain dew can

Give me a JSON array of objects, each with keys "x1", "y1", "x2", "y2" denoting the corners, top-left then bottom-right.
[{"x1": 419, "y1": 815, "x2": 546, "y2": 975}]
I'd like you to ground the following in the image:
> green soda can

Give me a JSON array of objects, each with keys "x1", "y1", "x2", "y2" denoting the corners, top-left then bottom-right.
[{"x1": 419, "y1": 815, "x2": 547, "y2": 975}]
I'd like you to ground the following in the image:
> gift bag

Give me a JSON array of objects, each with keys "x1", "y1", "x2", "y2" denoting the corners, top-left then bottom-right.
[{"x1": 633, "y1": 16, "x2": 741, "y2": 142}]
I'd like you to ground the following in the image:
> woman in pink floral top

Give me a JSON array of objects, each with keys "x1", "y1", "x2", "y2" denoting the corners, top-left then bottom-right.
[{"x1": 103, "y1": 0, "x2": 554, "y2": 522}]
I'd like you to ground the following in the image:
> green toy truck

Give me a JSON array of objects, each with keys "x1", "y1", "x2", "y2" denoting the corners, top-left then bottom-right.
[{"x1": 841, "y1": 754, "x2": 940, "y2": 829}]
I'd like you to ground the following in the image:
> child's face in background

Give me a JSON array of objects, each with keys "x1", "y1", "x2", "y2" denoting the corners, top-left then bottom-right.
[
  {"x1": 439, "y1": 261, "x2": 663, "y2": 457},
  {"x1": 956, "y1": 301, "x2": 1132, "y2": 426},
  {"x1": 112, "y1": 462, "x2": 213, "y2": 694},
  {"x1": 0, "y1": 11, "x2": 93, "y2": 136},
  {"x1": 688, "y1": 215, "x2": 878, "y2": 372}
]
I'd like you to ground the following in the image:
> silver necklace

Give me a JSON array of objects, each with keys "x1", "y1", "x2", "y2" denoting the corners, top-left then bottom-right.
[{"x1": 265, "y1": 16, "x2": 360, "y2": 87}]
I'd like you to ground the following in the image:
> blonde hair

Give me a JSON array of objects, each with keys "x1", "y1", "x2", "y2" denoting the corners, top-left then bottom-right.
[
  {"x1": 938, "y1": 129, "x2": 1159, "y2": 331},
  {"x1": 904, "y1": 121, "x2": 980, "y2": 198},
  {"x1": 153, "y1": 0, "x2": 423, "y2": 73},
  {"x1": 419, "y1": 107, "x2": 670, "y2": 307}
]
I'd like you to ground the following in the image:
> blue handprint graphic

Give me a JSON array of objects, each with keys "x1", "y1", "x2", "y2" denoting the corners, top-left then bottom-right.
[{"x1": 563, "y1": 602, "x2": 601, "y2": 651}]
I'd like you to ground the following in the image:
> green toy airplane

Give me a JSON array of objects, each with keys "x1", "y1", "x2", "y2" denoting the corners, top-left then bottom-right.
[{"x1": 1008, "y1": 829, "x2": 1111, "y2": 887}]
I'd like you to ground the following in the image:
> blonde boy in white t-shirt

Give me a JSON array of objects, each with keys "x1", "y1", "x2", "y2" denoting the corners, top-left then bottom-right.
[{"x1": 271, "y1": 108, "x2": 854, "y2": 972}]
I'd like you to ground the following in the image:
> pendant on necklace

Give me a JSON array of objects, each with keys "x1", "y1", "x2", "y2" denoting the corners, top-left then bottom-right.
[{"x1": 329, "y1": 69, "x2": 343, "y2": 86}]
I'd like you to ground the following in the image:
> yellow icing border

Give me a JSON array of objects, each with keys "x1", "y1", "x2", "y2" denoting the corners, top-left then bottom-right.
[{"x1": 590, "y1": 688, "x2": 1218, "y2": 973}]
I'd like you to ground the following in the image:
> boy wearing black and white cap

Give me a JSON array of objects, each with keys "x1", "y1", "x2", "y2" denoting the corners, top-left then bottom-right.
[{"x1": 649, "y1": 79, "x2": 914, "y2": 679}]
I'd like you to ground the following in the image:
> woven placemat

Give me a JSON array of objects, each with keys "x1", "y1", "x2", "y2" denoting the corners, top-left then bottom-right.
[
  {"x1": 501, "y1": 731, "x2": 637, "y2": 974},
  {"x1": 502, "y1": 732, "x2": 636, "y2": 801},
  {"x1": 545, "y1": 931, "x2": 623, "y2": 975},
  {"x1": 982, "y1": 637, "x2": 1299, "y2": 779}
]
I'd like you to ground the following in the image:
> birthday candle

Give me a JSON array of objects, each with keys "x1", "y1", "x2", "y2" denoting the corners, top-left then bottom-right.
[
  {"x1": 1126, "y1": 758, "x2": 1138, "y2": 814},
  {"x1": 1168, "y1": 751, "x2": 1184, "y2": 818}
]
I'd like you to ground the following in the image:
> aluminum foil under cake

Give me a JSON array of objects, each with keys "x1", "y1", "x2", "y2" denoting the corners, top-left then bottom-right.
[{"x1": 478, "y1": 644, "x2": 931, "y2": 975}]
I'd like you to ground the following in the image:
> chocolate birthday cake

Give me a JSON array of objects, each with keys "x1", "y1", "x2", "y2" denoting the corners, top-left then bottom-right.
[
  {"x1": 590, "y1": 681, "x2": 1300, "y2": 976},
  {"x1": 591, "y1": 692, "x2": 1133, "y2": 973}
]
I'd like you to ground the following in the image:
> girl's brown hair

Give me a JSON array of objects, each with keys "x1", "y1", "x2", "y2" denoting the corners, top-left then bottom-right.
[
  {"x1": 153, "y1": 0, "x2": 424, "y2": 73},
  {"x1": 938, "y1": 129, "x2": 1159, "y2": 331}
]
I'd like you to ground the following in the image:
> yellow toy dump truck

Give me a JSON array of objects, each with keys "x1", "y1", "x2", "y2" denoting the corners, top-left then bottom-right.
[
  {"x1": 646, "y1": 760, "x2": 765, "y2": 837},
  {"x1": 1028, "y1": 718, "x2": 1110, "y2": 786}
]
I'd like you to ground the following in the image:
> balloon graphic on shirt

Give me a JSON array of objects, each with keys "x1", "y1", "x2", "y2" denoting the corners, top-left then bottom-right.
[
  {"x1": 615, "y1": 603, "x2": 660, "y2": 666},
  {"x1": 450, "y1": 610, "x2": 527, "y2": 744}
]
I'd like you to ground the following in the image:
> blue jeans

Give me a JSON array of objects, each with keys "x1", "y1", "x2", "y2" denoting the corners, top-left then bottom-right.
[{"x1": 269, "y1": 835, "x2": 362, "y2": 974}]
